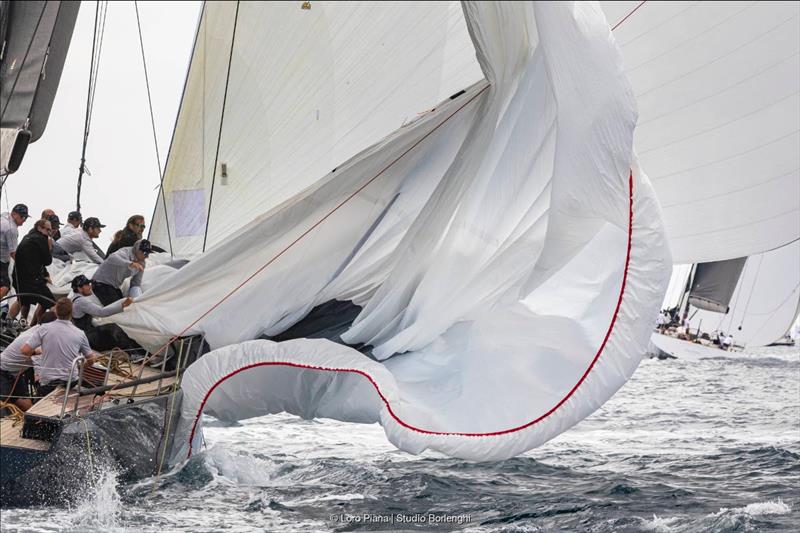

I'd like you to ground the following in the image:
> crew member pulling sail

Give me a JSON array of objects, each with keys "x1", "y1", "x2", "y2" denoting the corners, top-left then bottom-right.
[
  {"x1": 91, "y1": 239, "x2": 151, "y2": 306},
  {"x1": 57, "y1": 217, "x2": 106, "y2": 264},
  {"x1": 70, "y1": 274, "x2": 137, "y2": 351},
  {"x1": 71, "y1": 275, "x2": 132, "y2": 329}
]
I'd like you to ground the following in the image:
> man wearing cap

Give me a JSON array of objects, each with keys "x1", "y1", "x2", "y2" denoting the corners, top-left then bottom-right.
[
  {"x1": 1, "y1": 204, "x2": 30, "y2": 302},
  {"x1": 56, "y1": 217, "x2": 106, "y2": 264},
  {"x1": 21, "y1": 298, "x2": 99, "y2": 398},
  {"x1": 70, "y1": 275, "x2": 137, "y2": 351},
  {"x1": 46, "y1": 213, "x2": 62, "y2": 241},
  {"x1": 60, "y1": 211, "x2": 82, "y2": 239},
  {"x1": 91, "y1": 239, "x2": 152, "y2": 305}
]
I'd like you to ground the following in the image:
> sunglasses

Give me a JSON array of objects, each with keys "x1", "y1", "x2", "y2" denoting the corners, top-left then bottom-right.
[{"x1": 137, "y1": 224, "x2": 146, "y2": 229}]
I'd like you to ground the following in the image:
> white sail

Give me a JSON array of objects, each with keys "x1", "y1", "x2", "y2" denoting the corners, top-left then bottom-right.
[
  {"x1": 602, "y1": 1, "x2": 800, "y2": 263},
  {"x1": 108, "y1": 2, "x2": 672, "y2": 462},
  {"x1": 149, "y1": 1, "x2": 482, "y2": 257},
  {"x1": 687, "y1": 239, "x2": 800, "y2": 347}
]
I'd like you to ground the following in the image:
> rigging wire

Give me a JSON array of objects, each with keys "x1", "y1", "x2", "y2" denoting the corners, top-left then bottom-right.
[
  {"x1": 741, "y1": 282, "x2": 800, "y2": 345},
  {"x1": 738, "y1": 254, "x2": 764, "y2": 329},
  {"x1": 724, "y1": 259, "x2": 748, "y2": 333},
  {"x1": 75, "y1": 1, "x2": 108, "y2": 212},
  {"x1": 134, "y1": 0, "x2": 174, "y2": 257},
  {"x1": 202, "y1": 0, "x2": 241, "y2": 252}
]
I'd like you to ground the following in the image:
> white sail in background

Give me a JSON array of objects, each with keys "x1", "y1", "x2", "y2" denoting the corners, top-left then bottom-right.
[
  {"x1": 149, "y1": 1, "x2": 482, "y2": 257},
  {"x1": 687, "y1": 239, "x2": 800, "y2": 347},
  {"x1": 602, "y1": 1, "x2": 800, "y2": 263},
  {"x1": 111, "y1": 2, "x2": 671, "y2": 462}
]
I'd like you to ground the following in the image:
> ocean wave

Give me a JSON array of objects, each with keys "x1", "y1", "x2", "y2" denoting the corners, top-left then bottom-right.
[{"x1": 715, "y1": 499, "x2": 792, "y2": 517}]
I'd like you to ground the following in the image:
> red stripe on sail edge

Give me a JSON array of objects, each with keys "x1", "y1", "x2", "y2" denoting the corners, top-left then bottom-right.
[{"x1": 187, "y1": 172, "x2": 635, "y2": 457}]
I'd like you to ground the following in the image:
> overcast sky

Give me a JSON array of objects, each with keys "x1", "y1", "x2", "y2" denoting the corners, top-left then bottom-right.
[{"x1": 3, "y1": 1, "x2": 201, "y2": 249}]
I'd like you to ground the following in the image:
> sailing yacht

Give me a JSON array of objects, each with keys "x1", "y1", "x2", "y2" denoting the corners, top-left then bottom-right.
[{"x1": 0, "y1": 0, "x2": 797, "y2": 505}]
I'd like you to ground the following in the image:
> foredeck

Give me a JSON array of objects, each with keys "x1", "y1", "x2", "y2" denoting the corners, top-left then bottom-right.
[{"x1": 0, "y1": 362, "x2": 177, "y2": 452}]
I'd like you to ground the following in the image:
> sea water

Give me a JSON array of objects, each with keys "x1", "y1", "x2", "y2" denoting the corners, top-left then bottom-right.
[{"x1": 1, "y1": 345, "x2": 797, "y2": 532}]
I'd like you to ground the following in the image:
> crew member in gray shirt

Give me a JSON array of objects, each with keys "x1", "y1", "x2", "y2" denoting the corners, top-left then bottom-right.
[
  {"x1": 57, "y1": 217, "x2": 106, "y2": 264},
  {"x1": 22, "y1": 298, "x2": 99, "y2": 397},
  {"x1": 0, "y1": 203, "x2": 30, "y2": 301},
  {"x1": 70, "y1": 275, "x2": 139, "y2": 351},
  {"x1": 91, "y1": 239, "x2": 152, "y2": 306},
  {"x1": 0, "y1": 311, "x2": 56, "y2": 411}
]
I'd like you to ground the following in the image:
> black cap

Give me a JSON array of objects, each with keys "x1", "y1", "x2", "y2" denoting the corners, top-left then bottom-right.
[
  {"x1": 71, "y1": 274, "x2": 91, "y2": 291},
  {"x1": 47, "y1": 214, "x2": 62, "y2": 227},
  {"x1": 135, "y1": 239, "x2": 152, "y2": 257},
  {"x1": 82, "y1": 217, "x2": 106, "y2": 230},
  {"x1": 67, "y1": 211, "x2": 82, "y2": 222},
  {"x1": 11, "y1": 204, "x2": 29, "y2": 219}
]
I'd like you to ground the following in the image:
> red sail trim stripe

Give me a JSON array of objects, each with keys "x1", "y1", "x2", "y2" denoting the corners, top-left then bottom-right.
[{"x1": 187, "y1": 172, "x2": 634, "y2": 457}]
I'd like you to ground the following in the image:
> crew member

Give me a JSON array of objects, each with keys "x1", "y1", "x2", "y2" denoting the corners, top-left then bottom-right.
[
  {"x1": 0, "y1": 311, "x2": 57, "y2": 411},
  {"x1": 70, "y1": 275, "x2": 136, "y2": 351},
  {"x1": 723, "y1": 334, "x2": 733, "y2": 351},
  {"x1": 0, "y1": 204, "x2": 29, "y2": 302},
  {"x1": 92, "y1": 239, "x2": 151, "y2": 305},
  {"x1": 10, "y1": 219, "x2": 54, "y2": 326},
  {"x1": 57, "y1": 217, "x2": 106, "y2": 264},
  {"x1": 60, "y1": 211, "x2": 82, "y2": 238},
  {"x1": 21, "y1": 298, "x2": 98, "y2": 397},
  {"x1": 46, "y1": 213, "x2": 62, "y2": 241},
  {"x1": 107, "y1": 215, "x2": 146, "y2": 256}
]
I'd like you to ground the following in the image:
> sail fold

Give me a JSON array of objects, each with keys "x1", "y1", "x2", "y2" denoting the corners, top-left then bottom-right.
[{"x1": 108, "y1": 2, "x2": 671, "y2": 462}]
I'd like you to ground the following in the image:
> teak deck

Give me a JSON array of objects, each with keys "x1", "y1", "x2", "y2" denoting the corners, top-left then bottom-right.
[{"x1": 0, "y1": 362, "x2": 177, "y2": 452}]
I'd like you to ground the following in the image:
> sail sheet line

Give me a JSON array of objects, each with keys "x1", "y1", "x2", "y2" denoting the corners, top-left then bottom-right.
[
  {"x1": 126, "y1": 82, "x2": 489, "y2": 373},
  {"x1": 611, "y1": 0, "x2": 647, "y2": 32}
]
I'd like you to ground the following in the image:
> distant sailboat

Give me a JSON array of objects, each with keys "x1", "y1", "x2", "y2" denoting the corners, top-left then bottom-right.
[{"x1": 606, "y1": 0, "x2": 800, "y2": 357}]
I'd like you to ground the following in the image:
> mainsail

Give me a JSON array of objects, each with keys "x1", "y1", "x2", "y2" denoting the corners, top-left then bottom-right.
[
  {"x1": 111, "y1": 1, "x2": 671, "y2": 462},
  {"x1": 0, "y1": 0, "x2": 79, "y2": 174},
  {"x1": 603, "y1": 0, "x2": 800, "y2": 263},
  {"x1": 149, "y1": 1, "x2": 483, "y2": 257}
]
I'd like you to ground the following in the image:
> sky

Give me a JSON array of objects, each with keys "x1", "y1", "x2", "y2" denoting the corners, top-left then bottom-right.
[{"x1": 2, "y1": 1, "x2": 201, "y2": 249}]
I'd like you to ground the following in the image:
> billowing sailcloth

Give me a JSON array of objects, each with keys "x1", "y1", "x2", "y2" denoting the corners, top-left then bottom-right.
[{"x1": 114, "y1": 1, "x2": 671, "y2": 462}]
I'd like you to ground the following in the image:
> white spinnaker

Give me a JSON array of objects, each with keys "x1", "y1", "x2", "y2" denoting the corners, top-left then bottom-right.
[
  {"x1": 149, "y1": 1, "x2": 482, "y2": 257},
  {"x1": 111, "y1": 2, "x2": 671, "y2": 462},
  {"x1": 602, "y1": 1, "x2": 800, "y2": 263},
  {"x1": 686, "y1": 239, "x2": 800, "y2": 347}
]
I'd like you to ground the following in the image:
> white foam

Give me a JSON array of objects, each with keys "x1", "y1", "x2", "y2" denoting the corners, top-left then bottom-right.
[
  {"x1": 742, "y1": 499, "x2": 792, "y2": 516},
  {"x1": 714, "y1": 499, "x2": 792, "y2": 517},
  {"x1": 287, "y1": 493, "x2": 368, "y2": 506},
  {"x1": 640, "y1": 514, "x2": 680, "y2": 532},
  {"x1": 69, "y1": 468, "x2": 123, "y2": 532}
]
